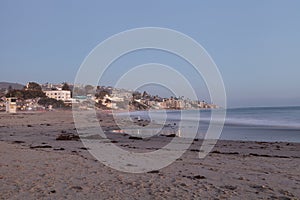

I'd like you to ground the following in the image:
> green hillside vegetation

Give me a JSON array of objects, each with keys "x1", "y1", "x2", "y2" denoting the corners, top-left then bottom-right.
[{"x1": 5, "y1": 82, "x2": 45, "y2": 99}]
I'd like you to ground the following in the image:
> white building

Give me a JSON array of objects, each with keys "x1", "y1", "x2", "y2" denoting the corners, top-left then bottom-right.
[
  {"x1": 111, "y1": 89, "x2": 132, "y2": 99},
  {"x1": 6, "y1": 97, "x2": 17, "y2": 113},
  {"x1": 44, "y1": 90, "x2": 71, "y2": 102}
]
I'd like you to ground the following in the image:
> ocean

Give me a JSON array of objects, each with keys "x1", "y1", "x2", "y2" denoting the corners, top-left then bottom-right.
[{"x1": 115, "y1": 106, "x2": 300, "y2": 143}]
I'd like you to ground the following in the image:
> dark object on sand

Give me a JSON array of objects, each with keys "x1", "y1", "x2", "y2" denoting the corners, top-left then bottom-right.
[
  {"x1": 222, "y1": 185, "x2": 237, "y2": 190},
  {"x1": 147, "y1": 170, "x2": 159, "y2": 174},
  {"x1": 12, "y1": 140, "x2": 25, "y2": 144},
  {"x1": 79, "y1": 147, "x2": 89, "y2": 150},
  {"x1": 30, "y1": 145, "x2": 52, "y2": 149},
  {"x1": 192, "y1": 175, "x2": 206, "y2": 180},
  {"x1": 53, "y1": 148, "x2": 65, "y2": 151},
  {"x1": 211, "y1": 150, "x2": 239, "y2": 155},
  {"x1": 129, "y1": 136, "x2": 143, "y2": 140},
  {"x1": 56, "y1": 133, "x2": 80, "y2": 141},
  {"x1": 165, "y1": 134, "x2": 176, "y2": 137},
  {"x1": 183, "y1": 175, "x2": 207, "y2": 180},
  {"x1": 211, "y1": 150, "x2": 221, "y2": 154},
  {"x1": 71, "y1": 186, "x2": 83, "y2": 190},
  {"x1": 190, "y1": 149, "x2": 201, "y2": 152}
]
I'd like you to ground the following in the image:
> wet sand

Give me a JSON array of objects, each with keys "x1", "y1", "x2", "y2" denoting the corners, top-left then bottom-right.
[{"x1": 0, "y1": 111, "x2": 299, "y2": 199}]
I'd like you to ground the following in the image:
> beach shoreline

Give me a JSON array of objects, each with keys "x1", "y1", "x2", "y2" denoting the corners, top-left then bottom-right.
[{"x1": 0, "y1": 110, "x2": 299, "y2": 199}]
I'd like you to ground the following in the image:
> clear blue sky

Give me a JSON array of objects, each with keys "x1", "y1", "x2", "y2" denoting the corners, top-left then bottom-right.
[{"x1": 0, "y1": 0, "x2": 299, "y2": 107}]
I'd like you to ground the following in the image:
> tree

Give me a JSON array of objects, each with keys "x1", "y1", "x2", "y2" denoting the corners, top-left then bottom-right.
[
  {"x1": 5, "y1": 89, "x2": 45, "y2": 99},
  {"x1": 26, "y1": 82, "x2": 42, "y2": 91},
  {"x1": 132, "y1": 91, "x2": 141, "y2": 100},
  {"x1": 85, "y1": 85, "x2": 94, "y2": 94},
  {"x1": 38, "y1": 97, "x2": 65, "y2": 108},
  {"x1": 5, "y1": 89, "x2": 23, "y2": 98},
  {"x1": 142, "y1": 91, "x2": 149, "y2": 98},
  {"x1": 23, "y1": 90, "x2": 45, "y2": 99},
  {"x1": 95, "y1": 90, "x2": 109, "y2": 99},
  {"x1": 73, "y1": 87, "x2": 85, "y2": 96},
  {"x1": 7, "y1": 85, "x2": 12, "y2": 93},
  {"x1": 62, "y1": 82, "x2": 70, "y2": 91}
]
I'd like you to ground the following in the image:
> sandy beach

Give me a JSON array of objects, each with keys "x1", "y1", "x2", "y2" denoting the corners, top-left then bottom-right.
[{"x1": 0, "y1": 111, "x2": 299, "y2": 199}]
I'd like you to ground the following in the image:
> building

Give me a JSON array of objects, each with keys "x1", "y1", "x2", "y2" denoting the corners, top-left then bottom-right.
[
  {"x1": 6, "y1": 97, "x2": 17, "y2": 113},
  {"x1": 111, "y1": 89, "x2": 132, "y2": 99},
  {"x1": 44, "y1": 90, "x2": 71, "y2": 102}
]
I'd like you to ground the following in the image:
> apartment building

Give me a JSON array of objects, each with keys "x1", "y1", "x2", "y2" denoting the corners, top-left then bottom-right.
[{"x1": 44, "y1": 90, "x2": 71, "y2": 102}]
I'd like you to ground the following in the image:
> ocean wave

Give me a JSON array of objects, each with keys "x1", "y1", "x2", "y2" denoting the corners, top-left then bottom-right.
[{"x1": 115, "y1": 107, "x2": 300, "y2": 129}]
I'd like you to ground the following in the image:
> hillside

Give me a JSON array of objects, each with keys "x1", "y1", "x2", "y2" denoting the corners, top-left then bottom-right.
[{"x1": 0, "y1": 82, "x2": 24, "y2": 90}]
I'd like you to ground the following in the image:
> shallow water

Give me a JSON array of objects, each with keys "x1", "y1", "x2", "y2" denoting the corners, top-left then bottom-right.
[{"x1": 115, "y1": 106, "x2": 300, "y2": 142}]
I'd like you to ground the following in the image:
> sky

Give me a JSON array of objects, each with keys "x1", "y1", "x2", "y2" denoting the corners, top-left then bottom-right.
[{"x1": 0, "y1": 0, "x2": 299, "y2": 107}]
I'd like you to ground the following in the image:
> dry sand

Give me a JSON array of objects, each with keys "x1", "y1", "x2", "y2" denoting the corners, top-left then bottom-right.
[{"x1": 0, "y1": 111, "x2": 299, "y2": 199}]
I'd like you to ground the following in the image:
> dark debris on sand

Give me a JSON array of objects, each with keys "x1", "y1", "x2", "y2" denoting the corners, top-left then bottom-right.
[{"x1": 56, "y1": 133, "x2": 80, "y2": 141}]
